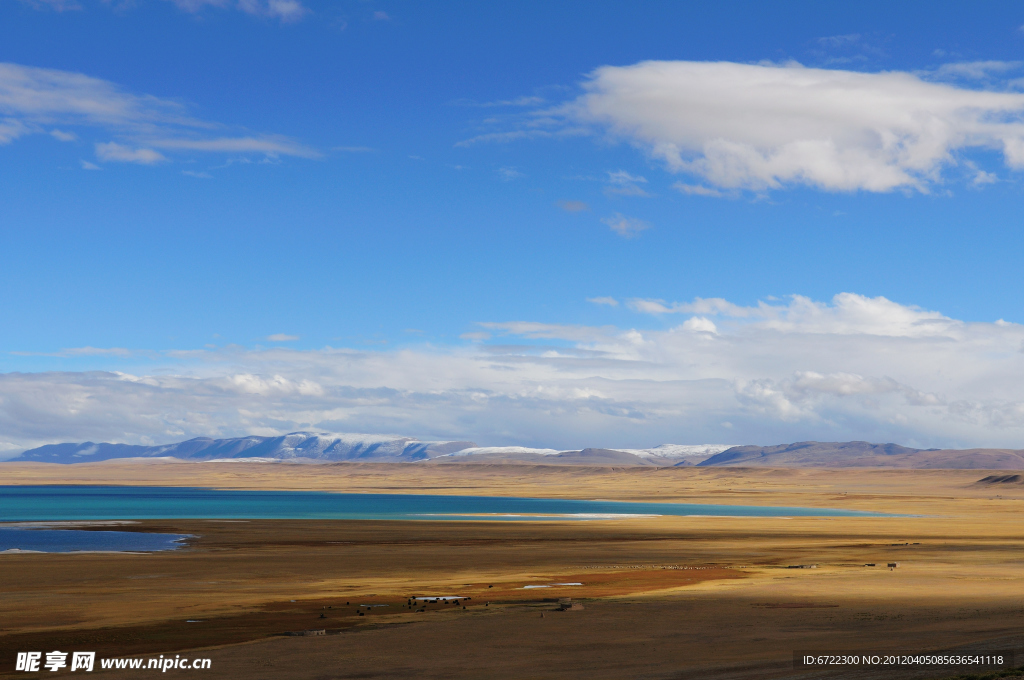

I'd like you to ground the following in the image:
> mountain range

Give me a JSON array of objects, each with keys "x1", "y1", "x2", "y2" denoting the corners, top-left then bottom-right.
[
  {"x1": 11, "y1": 433, "x2": 476, "y2": 464},
  {"x1": 8, "y1": 433, "x2": 729, "y2": 465},
  {"x1": 8, "y1": 434, "x2": 1024, "y2": 469}
]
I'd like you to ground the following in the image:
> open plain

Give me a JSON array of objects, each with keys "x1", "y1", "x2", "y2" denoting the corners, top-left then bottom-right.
[{"x1": 2, "y1": 461, "x2": 1024, "y2": 679}]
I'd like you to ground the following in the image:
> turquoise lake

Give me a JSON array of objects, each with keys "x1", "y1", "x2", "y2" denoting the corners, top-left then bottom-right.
[{"x1": 0, "y1": 485, "x2": 894, "y2": 522}]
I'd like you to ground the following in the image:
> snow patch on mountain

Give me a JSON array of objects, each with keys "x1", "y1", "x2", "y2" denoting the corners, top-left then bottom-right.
[
  {"x1": 619, "y1": 444, "x2": 735, "y2": 459},
  {"x1": 439, "y1": 446, "x2": 564, "y2": 457}
]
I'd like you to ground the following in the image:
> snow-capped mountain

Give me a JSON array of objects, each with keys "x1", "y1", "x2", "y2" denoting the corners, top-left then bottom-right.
[{"x1": 13, "y1": 432, "x2": 477, "y2": 463}]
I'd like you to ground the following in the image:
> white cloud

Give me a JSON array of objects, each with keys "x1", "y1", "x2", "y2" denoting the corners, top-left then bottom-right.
[
  {"x1": 972, "y1": 169, "x2": 998, "y2": 186},
  {"x1": 0, "y1": 62, "x2": 316, "y2": 161},
  {"x1": 225, "y1": 373, "x2": 322, "y2": 396},
  {"x1": 80, "y1": 160, "x2": 100, "y2": 170},
  {"x1": 7, "y1": 293, "x2": 1024, "y2": 455},
  {"x1": 566, "y1": 60, "x2": 1024, "y2": 192},
  {"x1": 267, "y1": 334, "x2": 299, "y2": 342},
  {"x1": 602, "y1": 213, "x2": 649, "y2": 238},
  {"x1": 587, "y1": 296, "x2": 619, "y2": 307},
  {"x1": 682, "y1": 316, "x2": 717, "y2": 333},
  {"x1": 372, "y1": 10, "x2": 390, "y2": 20},
  {"x1": 95, "y1": 142, "x2": 166, "y2": 164}
]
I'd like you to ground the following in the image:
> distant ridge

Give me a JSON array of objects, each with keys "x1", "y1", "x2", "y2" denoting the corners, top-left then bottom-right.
[
  {"x1": 699, "y1": 441, "x2": 1024, "y2": 469},
  {"x1": 12, "y1": 436, "x2": 1024, "y2": 469}
]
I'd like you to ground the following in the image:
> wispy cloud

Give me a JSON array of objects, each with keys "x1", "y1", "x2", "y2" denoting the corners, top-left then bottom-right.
[
  {"x1": 454, "y1": 129, "x2": 557, "y2": 147},
  {"x1": 267, "y1": 334, "x2": 299, "y2": 342},
  {"x1": 587, "y1": 296, "x2": 618, "y2": 306},
  {"x1": 450, "y1": 96, "x2": 546, "y2": 108},
  {"x1": 148, "y1": 136, "x2": 319, "y2": 158},
  {"x1": 167, "y1": 0, "x2": 309, "y2": 22},
  {"x1": 15, "y1": 0, "x2": 81, "y2": 11},
  {"x1": 10, "y1": 346, "x2": 133, "y2": 358},
  {"x1": 557, "y1": 200, "x2": 589, "y2": 212},
  {"x1": 95, "y1": 142, "x2": 166, "y2": 164},
  {"x1": 603, "y1": 169, "x2": 650, "y2": 197},
  {"x1": 0, "y1": 62, "x2": 318, "y2": 163},
  {"x1": 18, "y1": 0, "x2": 309, "y2": 21},
  {"x1": 816, "y1": 34, "x2": 862, "y2": 49},
  {"x1": 63, "y1": 346, "x2": 133, "y2": 356},
  {"x1": 497, "y1": 166, "x2": 524, "y2": 180},
  {"x1": 602, "y1": 213, "x2": 649, "y2": 238},
  {"x1": 673, "y1": 182, "x2": 725, "y2": 197},
  {"x1": 929, "y1": 60, "x2": 1022, "y2": 81}
]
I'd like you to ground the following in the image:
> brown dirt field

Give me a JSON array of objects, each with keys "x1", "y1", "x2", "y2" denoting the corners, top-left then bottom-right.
[{"x1": 2, "y1": 462, "x2": 1024, "y2": 679}]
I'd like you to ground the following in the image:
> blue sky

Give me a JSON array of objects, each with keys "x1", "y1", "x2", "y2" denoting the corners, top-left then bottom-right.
[{"x1": 4, "y1": 0, "x2": 1024, "y2": 454}]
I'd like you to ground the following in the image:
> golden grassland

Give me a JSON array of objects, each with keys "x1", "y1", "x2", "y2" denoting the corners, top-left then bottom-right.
[{"x1": 2, "y1": 461, "x2": 1024, "y2": 679}]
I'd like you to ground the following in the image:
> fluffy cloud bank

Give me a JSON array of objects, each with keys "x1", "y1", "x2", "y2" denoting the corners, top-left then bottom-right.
[
  {"x1": 4, "y1": 293, "x2": 1024, "y2": 456},
  {"x1": 0, "y1": 62, "x2": 317, "y2": 162},
  {"x1": 565, "y1": 60, "x2": 1024, "y2": 192}
]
